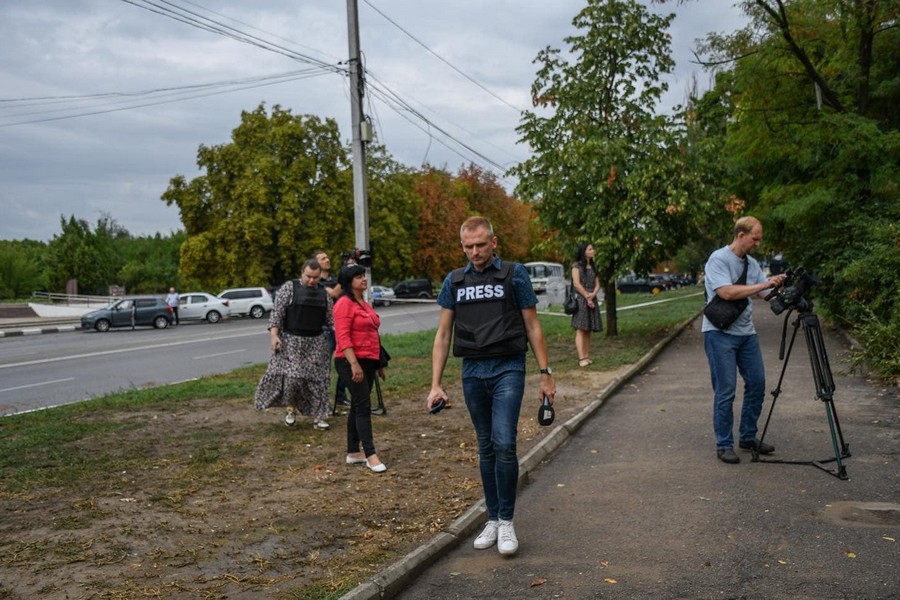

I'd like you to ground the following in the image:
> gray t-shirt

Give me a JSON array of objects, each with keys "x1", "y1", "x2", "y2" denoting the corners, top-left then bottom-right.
[{"x1": 702, "y1": 245, "x2": 768, "y2": 335}]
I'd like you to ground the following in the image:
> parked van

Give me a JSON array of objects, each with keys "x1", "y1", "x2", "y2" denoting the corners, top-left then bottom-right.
[{"x1": 524, "y1": 262, "x2": 568, "y2": 307}]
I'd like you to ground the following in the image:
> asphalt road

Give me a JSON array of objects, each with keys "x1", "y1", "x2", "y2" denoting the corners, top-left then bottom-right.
[{"x1": 0, "y1": 302, "x2": 440, "y2": 416}]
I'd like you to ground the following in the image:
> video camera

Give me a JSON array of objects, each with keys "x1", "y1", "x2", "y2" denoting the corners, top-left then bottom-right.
[
  {"x1": 765, "y1": 266, "x2": 820, "y2": 314},
  {"x1": 340, "y1": 248, "x2": 373, "y2": 268}
]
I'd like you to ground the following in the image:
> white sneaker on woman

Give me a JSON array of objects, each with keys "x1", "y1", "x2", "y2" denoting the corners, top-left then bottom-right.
[{"x1": 473, "y1": 520, "x2": 499, "y2": 549}]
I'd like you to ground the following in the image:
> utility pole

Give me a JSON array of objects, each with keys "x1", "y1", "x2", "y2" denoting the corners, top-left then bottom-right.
[{"x1": 346, "y1": 0, "x2": 372, "y2": 295}]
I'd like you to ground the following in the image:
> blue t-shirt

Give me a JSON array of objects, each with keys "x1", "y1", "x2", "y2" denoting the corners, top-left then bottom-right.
[
  {"x1": 437, "y1": 256, "x2": 538, "y2": 379},
  {"x1": 702, "y1": 245, "x2": 768, "y2": 335}
]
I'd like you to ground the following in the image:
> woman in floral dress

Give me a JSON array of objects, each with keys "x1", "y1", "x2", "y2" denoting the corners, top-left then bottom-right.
[{"x1": 254, "y1": 259, "x2": 333, "y2": 430}]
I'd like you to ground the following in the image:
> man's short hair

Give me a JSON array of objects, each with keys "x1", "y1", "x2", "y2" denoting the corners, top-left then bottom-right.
[
  {"x1": 734, "y1": 216, "x2": 760, "y2": 237},
  {"x1": 460, "y1": 216, "x2": 494, "y2": 237},
  {"x1": 302, "y1": 258, "x2": 322, "y2": 273}
]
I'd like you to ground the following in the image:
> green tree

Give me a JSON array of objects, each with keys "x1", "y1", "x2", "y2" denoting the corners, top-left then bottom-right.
[
  {"x1": 364, "y1": 144, "x2": 420, "y2": 285},
  {"x1": 0, "y1": 240, "x2": 46, "y2": 299},
  {"x1": 511, "y1": 0, "x2": 707, "y2": 335},
  {"x1": 693, "y1": 0, "x2": 900, "y2": 377},
  {"x1": 162, "y1": 104, "x2": 352, "y2": 290},
  {"x1": 116, "y1": 231, "x2": 185, "y2": 294},
  {"x1": 43, "y1": 215, "x2": 123, "y2": 295}
]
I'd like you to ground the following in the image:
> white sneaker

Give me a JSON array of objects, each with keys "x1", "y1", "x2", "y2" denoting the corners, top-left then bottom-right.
[
  {"x1": 497, "y1": 520, "x2": 518, "y2": 556},
  {"x1": 284, "y1": 411, "x2": 296, "y2": 426},
  {"x1": 473, "y1": 520, "x2": 499, "y2": 550},
  {"x1": 313, "y1": 420, "x2": 330, "y2": 430}
]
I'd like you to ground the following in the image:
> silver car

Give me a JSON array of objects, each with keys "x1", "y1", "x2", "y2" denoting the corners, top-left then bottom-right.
[
  {"x1": 217, "y1": 287, "x2": 274, "y2": 319},
  {"x1": 371, "y1": 285, "x2": 396, "y2": 307},
  {"x1": 178, "y1": 292, "x2": 231, "y2": 323}
]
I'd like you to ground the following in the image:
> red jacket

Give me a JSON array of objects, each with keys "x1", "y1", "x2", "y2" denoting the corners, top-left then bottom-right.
[{"x1": 333, "y1": 296, "x2": 381, "y2": 361}]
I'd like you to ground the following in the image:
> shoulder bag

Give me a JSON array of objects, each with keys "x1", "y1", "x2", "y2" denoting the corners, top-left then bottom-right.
[
  {"x1": 703, "y1": 259, "x2": 749, "y2": 330},
  {"x1": 564, "y1": 292, "x2": 579, "y2": 315}
]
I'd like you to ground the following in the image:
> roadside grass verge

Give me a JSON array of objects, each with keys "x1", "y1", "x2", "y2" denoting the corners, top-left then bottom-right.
[
  {"x1": 0, "y1": 287, "x2": 702, "y2": 598},
  {"x1": 1, "y1": 288, "x2": 703, "y2": 495}
]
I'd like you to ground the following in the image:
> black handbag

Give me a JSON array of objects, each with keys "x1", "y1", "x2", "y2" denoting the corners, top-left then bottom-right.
[
  {"x1": 378, "y1": 343, "x2": 391, "y2": 368},
  {"x1": 703, "y1": 260, "x2": 748, "y2": 330},
  {"x1": 564, "y1": 292, "x2": 578, "y2": 315}
]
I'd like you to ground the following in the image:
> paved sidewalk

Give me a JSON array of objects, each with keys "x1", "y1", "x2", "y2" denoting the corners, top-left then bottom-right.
[{"x1": 346, "y1": 301, "x2": 900, "y2": 599}]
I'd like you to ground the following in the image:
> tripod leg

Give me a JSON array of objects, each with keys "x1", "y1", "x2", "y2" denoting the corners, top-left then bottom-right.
[
  {"x1": 755, "y1": 313, "x2": 802, "y2": 461},
  {"x1": 802, "y1": 313, "x2": 835, "y2": 400},
  {"x1": 822, "y1": 400, "x2": 849, "y2": 479},
  {"x1": 801, "y1": 314, "x2": 849, "y2": 451}
]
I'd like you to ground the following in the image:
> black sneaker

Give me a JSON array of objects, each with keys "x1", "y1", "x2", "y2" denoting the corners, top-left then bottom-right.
[
  {"x1": 717, "y1": 448, "x2": 740, "y2": 464},
  {"x1": 739, "y1": 439, "x2": 775, "y2": 454}
]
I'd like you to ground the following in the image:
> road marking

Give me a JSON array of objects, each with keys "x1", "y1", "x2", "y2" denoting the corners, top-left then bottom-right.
[
  {"x1": 0, "y1": 377, "x2": 75, "y2": 393},
  {"x1": 193, "y1": 349, "x2": 245, "y2": 360},
  {"x1": 0, "y1": 329, "x2": 267, "y2": 370}
]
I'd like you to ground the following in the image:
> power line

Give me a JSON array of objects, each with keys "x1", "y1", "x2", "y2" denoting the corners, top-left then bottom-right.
[
  {"x1": 361, "y1": 0, "x2": 524, "y2": 113},
  {"x1": 0, "y1": 71, "x2": 328, "y2": 128},
  {"x1": 120, "y1": 0, "x2": 345, "y2": 74},
  {"x1": 6, "y1": 1, "x2": 521, "y2": 181},
  {"x1": 365, "y1": 74, "x2": 516, "y2": 185}
]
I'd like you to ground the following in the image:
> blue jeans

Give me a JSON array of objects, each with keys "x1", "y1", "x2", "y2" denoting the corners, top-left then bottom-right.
[
  {"x1": 704, "y1": 331, "x2": 766, "y2": 449},
  {"x1": 462, "y1": 370, "x2": 525, "y2": 521}
]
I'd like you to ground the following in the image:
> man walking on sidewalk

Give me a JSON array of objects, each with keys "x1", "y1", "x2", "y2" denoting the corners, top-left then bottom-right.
[
  {"x1": 702, "y1": 216, "x2": 786, "y2": 464},
  {"x1": 427, "y1": 216, "x2": 556, "y2": 556}
]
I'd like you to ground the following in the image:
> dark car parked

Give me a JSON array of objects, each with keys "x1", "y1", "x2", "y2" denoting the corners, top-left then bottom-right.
[
  {"x1": 616, "y1": 275, "x2": 654, "y2": 294},
  {"x1": 649, "y1": 274, "x2": 676, "y2": 291},
  {"x1": 81, "y1": 297, "x2": 173, "y2": 332},
  {"x1": 392, "y1": 279, "x2": 433, "y2": 299}
]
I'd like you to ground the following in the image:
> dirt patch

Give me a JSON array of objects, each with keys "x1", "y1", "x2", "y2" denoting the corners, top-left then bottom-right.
[{"x1": 0, "y1": 371, "x2": 616, "y2": 599}]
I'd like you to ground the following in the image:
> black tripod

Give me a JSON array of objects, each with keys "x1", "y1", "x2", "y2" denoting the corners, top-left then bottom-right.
[{"x1": 753, "y1": 301, "x2": 850, "y2": 479}]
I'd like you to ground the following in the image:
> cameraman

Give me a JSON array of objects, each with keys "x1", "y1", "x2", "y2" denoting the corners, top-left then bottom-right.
[{"x1": 703, "y1": 216, "x2": 786, "y2": 464}]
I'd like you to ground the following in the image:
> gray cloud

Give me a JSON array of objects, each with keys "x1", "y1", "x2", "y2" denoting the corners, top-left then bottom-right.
[{"x1": 0, "y1": 0, "x2": 744, "y2": 241}]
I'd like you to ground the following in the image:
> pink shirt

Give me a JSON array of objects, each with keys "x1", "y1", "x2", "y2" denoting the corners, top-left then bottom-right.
[{"x1": 333, "y1": 296, "x2": 381, "y2": 361}]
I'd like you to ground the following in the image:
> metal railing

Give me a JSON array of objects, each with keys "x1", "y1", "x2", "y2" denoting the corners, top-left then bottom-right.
[{"x1": 30, "y1": 291, "x2": 116, "y2": 307}]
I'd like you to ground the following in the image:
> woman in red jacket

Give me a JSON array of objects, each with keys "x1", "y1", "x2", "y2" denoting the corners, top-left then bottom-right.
[{"x1": 333, "y1": 264, "x2": 387, "y2": 473}]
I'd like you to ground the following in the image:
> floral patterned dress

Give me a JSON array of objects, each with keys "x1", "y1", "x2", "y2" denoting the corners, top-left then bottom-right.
[
  {"x1": 570, "y1": 262, "x2": 603, "y2": 332},
  {"x1": 254, "y1": 281, "x2": 333, "y2": 421}
]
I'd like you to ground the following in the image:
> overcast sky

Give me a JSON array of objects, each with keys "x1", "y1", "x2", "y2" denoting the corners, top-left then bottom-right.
[{"x1": 0, "y1": 0, "x2": 745, "y2": 242}]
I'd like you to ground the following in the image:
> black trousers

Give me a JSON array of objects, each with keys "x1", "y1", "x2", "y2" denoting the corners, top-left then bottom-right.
[{"x1": 335, "y1": 357, "x2": 379, "y2": 457}]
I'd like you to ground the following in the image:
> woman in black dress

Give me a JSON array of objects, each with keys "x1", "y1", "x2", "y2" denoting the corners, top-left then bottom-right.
[{"x1": 570, "y1": 243, "x2": 603, "y2": 366}]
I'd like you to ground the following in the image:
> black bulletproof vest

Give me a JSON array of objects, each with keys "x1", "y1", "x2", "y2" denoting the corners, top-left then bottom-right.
[
  {"x1": 451, "y1": 261, "x2": 527, "y2": 358},
  {"x1": 284, "y1": 281, "x2": 327, "y2": 336}
]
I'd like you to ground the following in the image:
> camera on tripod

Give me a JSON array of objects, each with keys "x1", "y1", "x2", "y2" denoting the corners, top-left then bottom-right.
[
  {"x1": 765, "y1": 266, "x2": 820, "y2": 314},
  {"x1": 340, "y1": 248, "x2": 373, "y2": 268}
]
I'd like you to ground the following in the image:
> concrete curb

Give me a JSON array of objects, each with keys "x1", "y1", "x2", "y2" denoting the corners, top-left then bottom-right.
[
  {"x1": 0, "y1": 323, "x2": 80, "y2": 337},
  {"x1": 340, "y1": 311, "x2": 701, "y2": 599}
]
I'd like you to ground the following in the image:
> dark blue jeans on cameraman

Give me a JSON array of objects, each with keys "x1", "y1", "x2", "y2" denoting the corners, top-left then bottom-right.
[
  {"x1": 462, "y1": 369, "x2": 525, "y2": 522},
  {"x1": 704, "y1": 330, "x2": 766, "y2": 449}
]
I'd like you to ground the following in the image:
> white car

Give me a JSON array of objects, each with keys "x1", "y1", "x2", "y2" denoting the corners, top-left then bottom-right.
[
  {"x1": 217, "y1": 287, "x2": 274, "y2": 319},
  {"x1": 178, "y1": 292, "x2": 231, "y2": 323},
  {"x1": 371, "y1": 285, "x2": 396, "y2": 307}
]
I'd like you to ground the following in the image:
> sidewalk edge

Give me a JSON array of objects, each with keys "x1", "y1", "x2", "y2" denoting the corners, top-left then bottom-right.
[{"x1": 339, "y1": 311, "x2": 701, "y2": 599}]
